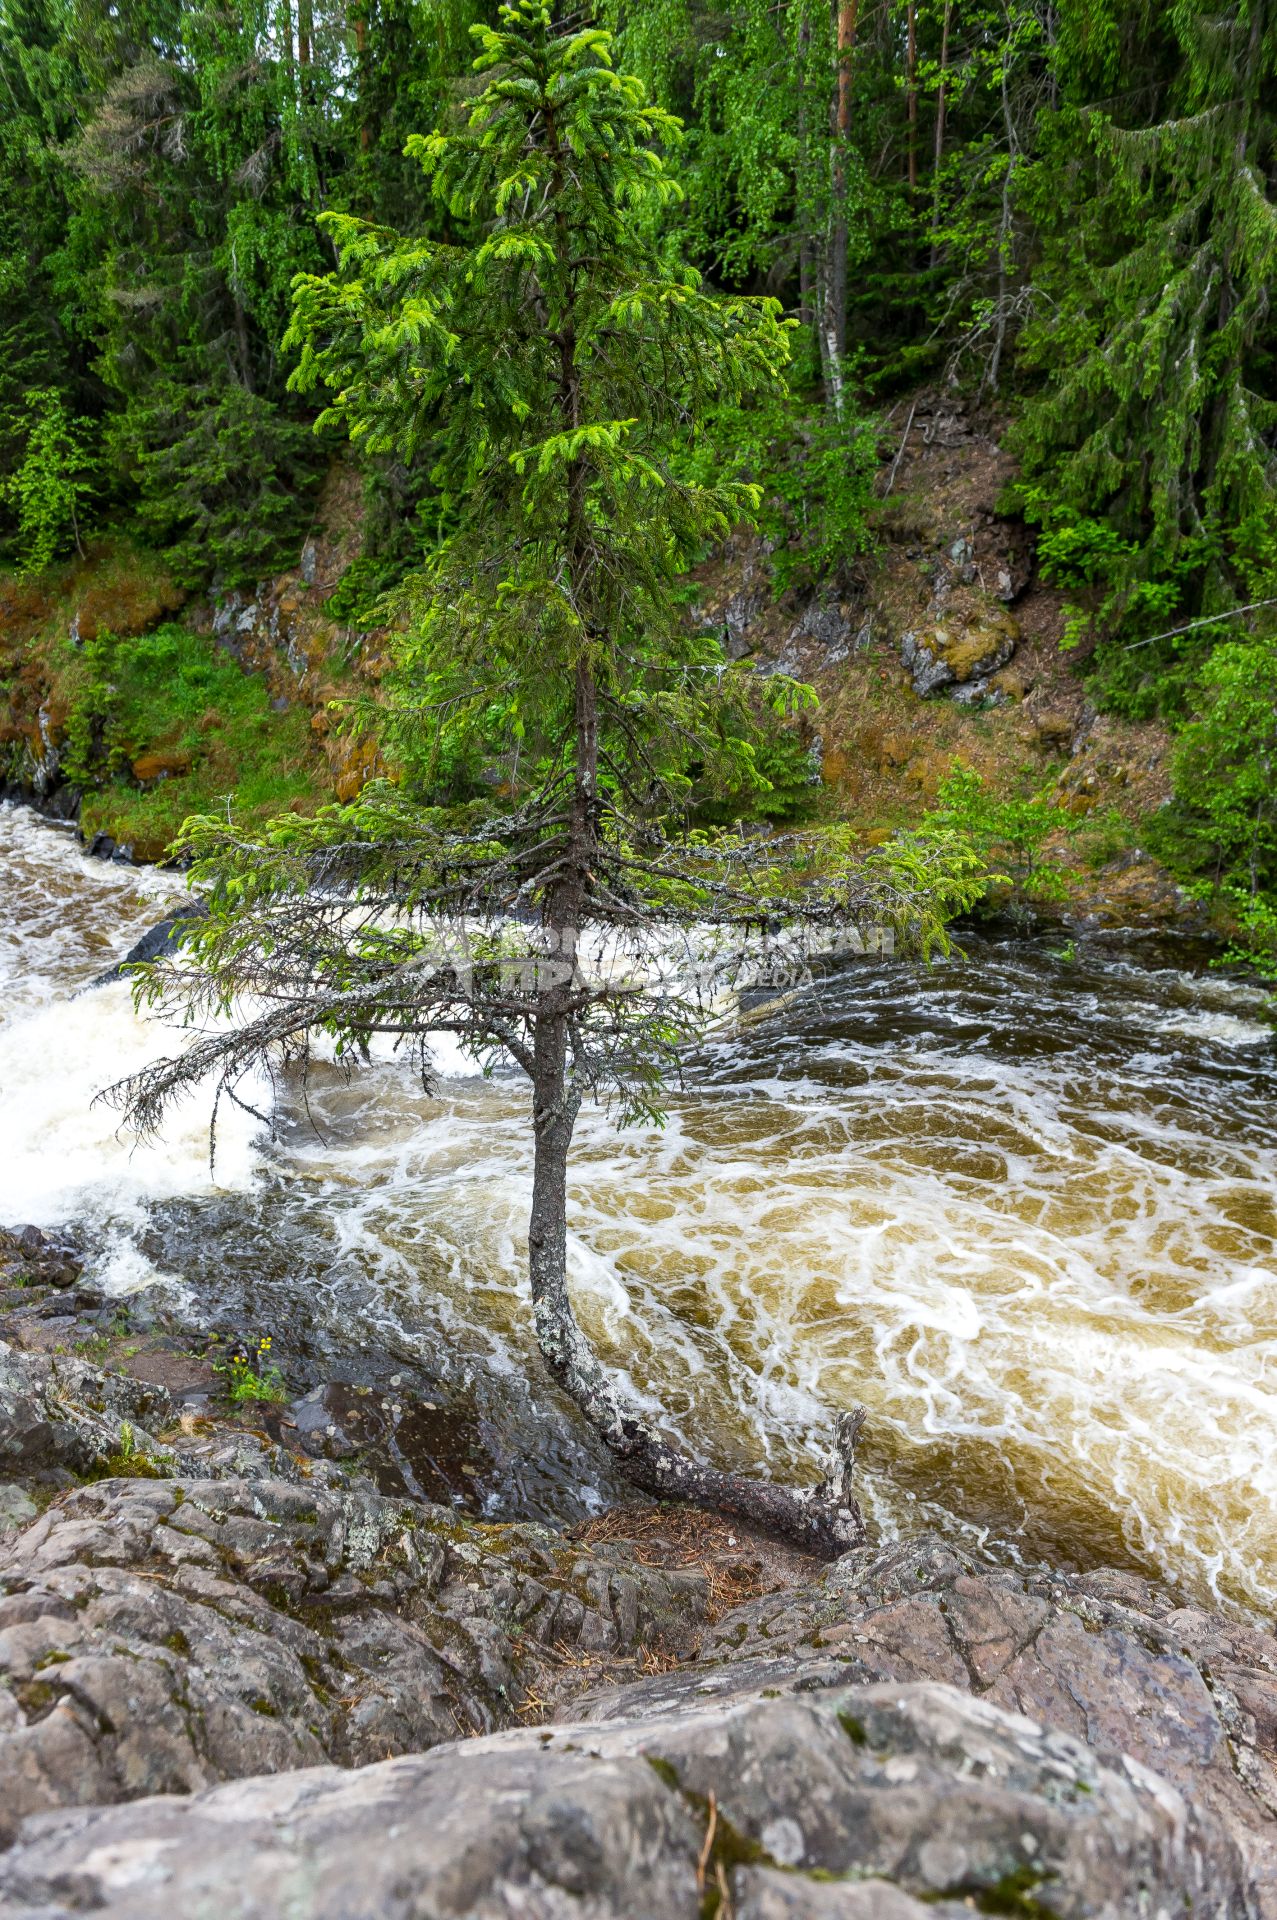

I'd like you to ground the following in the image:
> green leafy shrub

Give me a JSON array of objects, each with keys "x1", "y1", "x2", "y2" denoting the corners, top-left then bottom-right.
[
  {"x1": 1155, "y1": 632, "x2": 1277, "y2": 902},
  {"x1": 2, "y1": 387, "x2": 99, "y2": 575},
  {"x1": 1219, "y1": 894, "x2": 1277, "y2": 985},
  {"x1": 922, "y1": 764, "x2": 1072, "y2": 901},
  {"x1": 677, "y1": 384, "x2": 878, "y2": 594},
  {"x1": 1016, "y1": 491, "x2": 1207, "y2": 719}
]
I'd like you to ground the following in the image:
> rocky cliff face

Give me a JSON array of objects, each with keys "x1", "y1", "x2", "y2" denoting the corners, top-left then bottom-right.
[
  {"x1": 1, "y1": 1322, "x2": 1276, "y2": 1919},
  {"x1": 4, "y1": 397, "x2": 1192, "y2": 932}
]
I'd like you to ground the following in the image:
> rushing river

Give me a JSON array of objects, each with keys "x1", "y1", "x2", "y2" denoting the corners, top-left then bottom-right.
[{"x1": 3, "y1": 800, "x2": 1277, "y2": 1612}]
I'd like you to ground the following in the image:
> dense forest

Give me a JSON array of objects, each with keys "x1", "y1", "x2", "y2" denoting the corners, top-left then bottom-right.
[{"x1": 1, "y1": 0, "x2": 1276, "y2": 957}]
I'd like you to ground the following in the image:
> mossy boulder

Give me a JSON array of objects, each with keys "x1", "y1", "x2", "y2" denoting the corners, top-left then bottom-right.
[{"x1": 901, "y1": 609, "x2": 1019, "y2": 696}]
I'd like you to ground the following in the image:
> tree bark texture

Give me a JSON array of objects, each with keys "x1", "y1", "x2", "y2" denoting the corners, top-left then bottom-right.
[
  {"x1": 824, "y1": 0, "x2": 860, "y2": 384},
  {"x1": 929, "y1": 0, "x2": 952, "y2": 266}
]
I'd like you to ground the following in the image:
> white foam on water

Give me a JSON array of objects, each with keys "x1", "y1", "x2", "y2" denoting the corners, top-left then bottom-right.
[
  {"x1": 0, "y1": 804, "x2": 264, "y2": 1234},
  {"x1": 267, "y1": 977, "x2": 1277, "y2": 1611},
  {"x1": 4, "y1": 799, "x2": 1277, "y2": 1612},
  {"x1": 1157, "y1": 1009, "x2": 1275, "y2": 1046},
  {"x1": 0, "y1": 804, "x2": 183, "y2": 1015},
  {"x1": 0, "y1": 980, "x2": 267, "y2": 1231}
]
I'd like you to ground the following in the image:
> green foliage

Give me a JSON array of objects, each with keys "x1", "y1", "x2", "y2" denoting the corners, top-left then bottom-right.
[
  {"x1": 1218, "y1": 895, "x2": 1277, "y2": 984},
  {"x1": 59, "y1": 619, "x2": 326, "y2": 854},
  {"x1": 2, "y1": 386, "x2": 98, "y2": 574},
  {"x1": 922, "y1": 764, "x2": 1073, "y2": 901},
  {"x1": 212, "y1": 1333, "x2": 288, "y2": 1406},
  {"x1": 0, "y1": 0, "x2": 96, "y2": 557},
  {"x1": 114, "y1": 4, "x2": 986, "y2": 1192},
  {"x1": 1162, "y1": 631, "x2": 1277, "y2": 899},
  {"x1": 605, "y1": 0, "x2": 1047, "y2": 398},
  {"x1": 107, "y1": 375, "x2": 325, "y2": 591},
  {"x1": 677, "y1": 383, "x2": 877, "y2": 593},
  {"x1": 1017, "y1": 491, "x2": 1210, "y2": 717},
  {"x1": 287, "y1": 0, "x2": 801, "y2": 821},
  {"x1": 3, "y1": 0, "x2": 1276, "y2": 970},
  {"x1": 1011, "y1": 0, "x2": 1277, "y2": 662}
]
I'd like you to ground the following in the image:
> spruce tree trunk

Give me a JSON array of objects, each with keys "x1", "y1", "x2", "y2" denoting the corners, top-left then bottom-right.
[
  {"x1": 523, "y1": 83, "x2": 867, "y2": 1558},
  {"x1": 525, "y1": 1010, "x2": 867, "y2": 1555},
  {"x1": 525, "y1": 675, "x2": 866, "y2": 1557}
]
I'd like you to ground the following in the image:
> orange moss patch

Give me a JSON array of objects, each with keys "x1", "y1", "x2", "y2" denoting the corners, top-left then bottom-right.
[
  {"x1": 131, "y1": 749, "x2": 193, "y2": 784},
  {"x1": 74, "y1": 577, "x2": 186, "y2": 643},
  {"x1": 331, "y1": 732, "x2": 384, "y2": 803}
]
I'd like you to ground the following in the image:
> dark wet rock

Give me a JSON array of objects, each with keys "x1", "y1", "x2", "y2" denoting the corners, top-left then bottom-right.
[
  {"x1": 88, "y1": 903, "x2": 208, "y2": 985},
  {"x1": 37, "y1": 786, "x2": 79, "y2": 825},
  {"x1": 0, "y1": 1344, "x2": 172, "y2": 1483},
  {"x1": 284, "y1": 1378, "x2": 504, "y2": 1511},
  {"x1": 785, "y1": 596, "x2": 853, "y2": 662},
  {"x1": 0, "y1": 1340, "x2": 332, "y2": 1491},
  {"x1": 116, "y1": 906, "x2": 205, "y2": 966},
  {"x1": 723, "y1": 582, "x2": 766, "y2": 657},
  {"x1": 0, "y1": 1234, "x2": 81, "y2": 1294},
  {"x1": 0, "y1": 1678, "x2": 1253, "y2": 1918},
  {"x1": 0, "y1": 1473, "x2": 707, "y2": 1846}
]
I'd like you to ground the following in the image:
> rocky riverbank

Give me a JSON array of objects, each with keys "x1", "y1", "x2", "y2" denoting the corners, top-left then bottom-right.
[{"x1": 1, "y1": 1230, "x2": 1276, "y2": 1917}]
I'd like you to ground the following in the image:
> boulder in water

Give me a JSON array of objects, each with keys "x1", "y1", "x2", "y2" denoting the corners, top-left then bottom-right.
[{"x1": 89, "y1": 903, "x2": 208, "y2": 985}]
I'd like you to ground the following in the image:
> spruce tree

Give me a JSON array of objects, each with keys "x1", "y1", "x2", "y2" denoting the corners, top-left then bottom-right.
[
  {"x1": 1014, "y1": 0, "x2": 1277, "y2": 649},
  {"x1": 112, "y1": 0, "x2": 980, "y2": 1550}
]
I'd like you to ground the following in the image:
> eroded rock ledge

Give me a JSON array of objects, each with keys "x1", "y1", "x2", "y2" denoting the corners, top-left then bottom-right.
[{"x1": 1, "y1": 1340, "x2": 1275, "y2": 1916}]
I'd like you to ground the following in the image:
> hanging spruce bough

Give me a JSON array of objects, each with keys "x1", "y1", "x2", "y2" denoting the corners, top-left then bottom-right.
[
  {"x1": 1014, "y1": 0, "x2": 1277, "y2": 645},
  {"x1": 107, "y1": 0, "x2": 982, "y2": 1553}
]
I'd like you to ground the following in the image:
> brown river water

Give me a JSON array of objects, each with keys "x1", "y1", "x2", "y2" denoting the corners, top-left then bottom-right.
[{"x1": 3, "y1": 800, "x2": 1276, "y2": 1611}]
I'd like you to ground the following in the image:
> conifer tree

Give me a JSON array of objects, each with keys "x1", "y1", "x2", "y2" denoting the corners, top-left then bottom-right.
[
  {"x1": 111, "y1": 0, "x2": 980, "y2": 1549},
  {"x1": 1014, "y1": 0, "x2": 1277, "y2": 643}
]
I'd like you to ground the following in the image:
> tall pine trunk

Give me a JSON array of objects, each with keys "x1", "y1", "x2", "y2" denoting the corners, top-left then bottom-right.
[{"x1": 821, "y1": 0, "x2": 859, "y2": 413}]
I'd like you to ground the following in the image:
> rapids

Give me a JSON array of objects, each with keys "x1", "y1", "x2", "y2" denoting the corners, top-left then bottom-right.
[{"x1": 3, "y1": 800, "x2": 1276, "y2": 1611}]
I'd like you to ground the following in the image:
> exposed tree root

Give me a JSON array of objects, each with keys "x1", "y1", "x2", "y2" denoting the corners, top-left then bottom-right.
[
  {"x1": 531, "y1": 1273, "x2": 866, "y2": 1558},
  {"x1": 602, "y1": 1406, "x2": 868, "y2": 1560}
]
